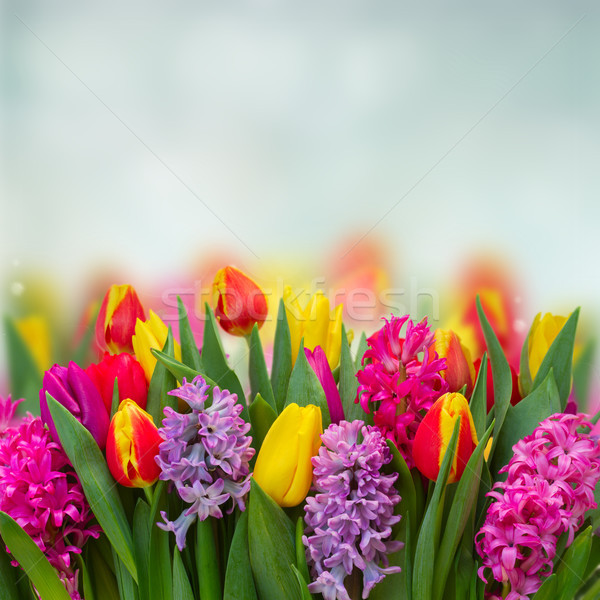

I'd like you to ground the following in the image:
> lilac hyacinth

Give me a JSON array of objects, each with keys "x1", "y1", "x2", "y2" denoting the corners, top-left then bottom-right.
[
  {"x1": 356, "y1": 315, "x2": 448, "y2": 468},
  {"x1": 155, "y1": 376, "x2": 254, "y2": 550},
  {"x1": 0, "y1": 396, "x2": 100, "y2": 600},
  {"x1": 303, "y1": 420, "x2": 403, "y2": 600},
  {"x1": 476, "y1": 413, "x2": 600, "y2": 600}
]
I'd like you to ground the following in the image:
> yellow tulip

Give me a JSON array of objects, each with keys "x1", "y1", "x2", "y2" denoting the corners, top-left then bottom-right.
[
  {"x1": 132, "y1": 310, "x2": 182, "y2": 382},
  {"x1": 253, "y1": 403, "x2": 322, "y2": 507},
  {"x1": 283, "y1": 286, "x2": 343, "y2": 370},
  {"x1": 15, "y1": 315, "x2": 52, "y2": 373},
  {"x1": 528, "y1": 312, "x2": 568, "y2": 380}
]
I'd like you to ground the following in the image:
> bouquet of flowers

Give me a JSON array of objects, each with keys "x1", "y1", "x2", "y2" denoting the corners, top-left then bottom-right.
[{"x1": 1, "y1": 265, "x2": 598, "y2": 600}]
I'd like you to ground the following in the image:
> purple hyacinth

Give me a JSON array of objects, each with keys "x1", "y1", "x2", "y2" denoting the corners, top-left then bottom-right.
[
  {"x1": 475, "y1": 413, "x2": 600, "y2": 600},
  {"x1": 155, "y1": 376, "x2": 254, "y2": 550},
  {"x1": 0, "y1": 396, "x2": 100, "y2": 600},
  {"x1": 303, "y1": 420, "x2": 403, "y2": 600}
]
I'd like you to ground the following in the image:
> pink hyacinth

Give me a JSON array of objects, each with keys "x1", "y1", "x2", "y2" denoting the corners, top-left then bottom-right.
[
  {"x1": 355, "y1": 315, "x2": 448, "y2": 467},
  {"x1": 475, "y1": 413, "x2": 600, "y2": 599},
  {"x1": 0, "y1": 396, "x2": 100, "y2": 599}
]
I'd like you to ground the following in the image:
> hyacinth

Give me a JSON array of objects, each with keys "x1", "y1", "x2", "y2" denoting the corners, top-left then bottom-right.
[
  {"x1": 0, "y1": 397, "x2": 100, "y2": 600},
  {"x1": 0, "y1": 394, "x2": 22, "y2": 434},
  {"x1": 475, "y1": 413, "x2": 600, "y2": 600},
  {"x1": 155, "y1": 376, "x2": 254, "y2": 550},
  {"x1": 356, "y1": 315, "x2": 448, "y2": 467},
  {"x1": 303, "y1": 420, "x2": 403, "y2": 600}
]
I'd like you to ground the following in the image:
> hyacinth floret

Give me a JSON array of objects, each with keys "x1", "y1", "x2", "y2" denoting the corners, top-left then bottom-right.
[
  {"x1": 303, "y1": 420, "x2": 403, "y2": 600},
  {"x1": 356, "y1": 315, "x2": 448, "y2": 467},
  {"x1": 155, "y1": 376, "x2": 254, "y2": 550},
  {"x1": 0, "y1": 396, "x2": 100, "y2": 600},
  {"x1": 475, "y1": 413, "x2": 600, "y2": 600}
]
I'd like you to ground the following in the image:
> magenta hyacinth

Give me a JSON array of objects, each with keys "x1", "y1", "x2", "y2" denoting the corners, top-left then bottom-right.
[
  {"x1": 475, "y1": 413, "x2": 600, "y2": 600},
  {"x1": 356, "y1": 315, "x2": 448, "y2": 467},
  {"x1": 305, "y1": 346, "x2": 344, "y2": 424},
  {"x1": 303, "y1": 420, "x2": 403, "y2": 600},
  {"x1": 155, "y1": 376, "x2": 254, "y2": 550},
  {"x1": 0, "y1": 394, "x2": 23, "y2": 434},
  {"x1": 0, "y1": 397, "x2": 100, "y2": 600}
]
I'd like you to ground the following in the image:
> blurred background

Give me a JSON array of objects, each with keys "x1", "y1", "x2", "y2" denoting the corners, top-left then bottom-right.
[{"x1": 1, "y1": 2, "x2": 599, "y2": 402}]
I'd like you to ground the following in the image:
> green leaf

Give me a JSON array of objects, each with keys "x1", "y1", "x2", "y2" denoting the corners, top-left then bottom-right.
[
  {"x1": 146, "y1": 328, "x2": 177, "y2": 424},
  {"x1": 284, "y1": 341, "x2": 330, "y2": 428},
  {"x1": 412, "y1": 419, "x2": 461, "y2": 600},
  {"x1": 148, "y1": 492, "x2": 172, "y2": 600},
  {"x1": 223, "y1": 511, "x2": 258, "y2": 600},
  {"x1": 295, "y1": 517, "x2": 310, "y2": 587},
  {"x1": 476, "y1": 296, "x2": 512, "y2": 463},
  {"x1": 518, "y1": 321, "x2": 534, "y2": 398},
  {"x1": 77, "y1": 554, "x2": 95, "y2": 600},
  {"x1": 290, "y1": 564, "x2": 312, "y2": 600},
  {"x1": 354, "y1": 331, "x2": 368, "y2": 370},
  {"x1": 248, "y1": 479, "x2": 297, "y2": 600},
  {"x1": 248, "y1": 324, "x2": 277, "y2": 411},
  {"x1": 86, "y1": 537, "x2": 120, "y2": 600},
  {"x1": 0, "y1": 535, "x2": 21, "y2": 600},
  {"x1": 271, "y1": 299, "x2": 293, "y2": 414},
  {"x1": 46, "y1": 396, "x2": 137, "y2": 582},
  {"x1": 339, "y1": 324, "x2": 364, "y2": 422},
  {"x1": 532, "y1": 573, "x2": 557, "y2": 599},
  {"x1": 110, "y1": 378, "x2": 120, "y2": 420},
  {"x1": 112, "y1": 550, "x2": 138, "y2": 600},
  {"x1": 249, "y1": 393, "x2": 277, "y2": 453},
  {"x1": 531, "y1": 308, "x2": 579, "y2": 409},
  {"x1": 385, "y1": 440, "x2": 416, "y2": 542},
  {"x1": 3, "y1": 317, "x2": 43, "y2": 415},
  {"x1": 554, "y1": 526, "x2": 592, "y2": 600},
  {"x1": 433, "y1": 421, "x2": 494, "y2": 600},
  {"x1": 0, "y1": 512, "x2": 70, "y2": 600},
  {"x1": 201, "y1": 303, "x2": 247, "y2": 417},
  {"x1": 177, "y1": 296, "x2": 202, "y2": 372},
  {"x1": 491, "y1": 370, "x2": 560, "y2": 478},
  {"x1": 573, "y1": 339, "x2": 596, "y2": 412},
  {"x1": 469, "y1": 351, "x2": 488, "y2": 440},
  {"x1": 133, "y1": 500, "x2": 151, "y2": 600},
  {"x1": 197, "y1": 518, "x2": 221, "y2": 600},
  {"x1": 172, "y1": 549, "x2": 194, "y2": 600}
]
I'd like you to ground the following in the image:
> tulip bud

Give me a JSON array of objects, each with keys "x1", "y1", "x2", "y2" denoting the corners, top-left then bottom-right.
[
  {"x1": 40, "y1": 362, "x2": 110, "y2": 450},
  {"x1": 106, "y1": 399, "x2": 162, "y2": 487},
  {"x1": 131, "y1": 311, "x2": 182, "y2": 383},
  {"x1": 96, "y1": 284, "x2": 145, "y2": 354},
  {"x1": 253, "y1": 403, "x2": 322, "y2": 507},
  {"x1": 528, "y1": 312, "x2": 569, "y2": 380},
  {"x1": 86, "y1": 352, "x2": 148, "y2": 413},
  {"x1": 284, "y1": 286, "x2": 343, "y2": 370},
  {"x1": 431, "y1": 329, "x2": 476, "y2": 396},
  {"x1": 213, "y1": 266, "x2": 268, "y2": 336},
  {"x1": 413, "y1": 392, "x2": 478, "y2": 484}
]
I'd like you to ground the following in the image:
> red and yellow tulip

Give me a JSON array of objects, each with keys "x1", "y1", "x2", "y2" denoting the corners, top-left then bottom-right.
[
  {"x1": 431, "y1": 329, "x2": 476, "y2": 397},
  {"x1": 413, "y1": 392, "x2": 478, "y2": 484},
  {"x1": 106, "y1": 399, "x2": 162, "y2": 487}
]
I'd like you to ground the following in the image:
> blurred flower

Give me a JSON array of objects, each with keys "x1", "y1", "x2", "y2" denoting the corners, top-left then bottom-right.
[
  {"x1": 356, "y1": 315, "x2": 448, "y2": 468},
  {"x1": 431, "y1": 329, "x2": 476, "y2": 396},
  {"x1": 86, "y1": 352, "x2": 147, "y2": 413},
  {"x1": 0, "y1": 395, "x2": 23, "y2": 435},
  {"x1": 40, "y1": 362, "x2": 110, "y2": 450},
  {"x1": 304, "y1": 346, "x2": 344, "y2": 424},
  {"x1": 303, "y1": 420, "x2": 402, "y2": 599},
  {"x1": 106, "y1": 400, "x2": 162, "y2": 488},
  {"x1": 212, "y1": 266, "x2": 268, "y2": 336},
  {"x1": 284, "y1": 286, "x2": 343, "y2": 369},
  {"x1": 528, "y1": 312, "x2": 568, "y2": 380},
  {"x1": 413, "y1": 392, "x2": 478, "y2": 483},
  {"x1": 14, "y1": 315, "x2": 52, "y2": 373},
  {"x1": 156, "y1": 376, "x2": 254, "y2": 550},
  {"x1": 476, "y1": 413, "x2": 600, "y2": 599},
  {"x1": 473, "y1": 357, "x2": 521, "y2": 412},
  {"x1": 132, "y1": 310, "x2": 182, "y2": 383},
  {"x1": 0, "y1": 407, "x2": 100, "y2": 599},
  {"x1": 253, "y1": 403, "x2": 322, "y2": 507},
  {"x1": 96, "y1": 284, "x2": 145, "y2": 354}
]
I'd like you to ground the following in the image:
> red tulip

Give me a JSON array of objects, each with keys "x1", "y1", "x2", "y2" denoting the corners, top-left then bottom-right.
[
  {"x1": 413, "y1": 392, "x2": 478, "y2": 483},
  {"x1": 431, "y1": 329, "x2": 476, "y2": 397},
  {"x1": 86, "y1": 352, "x2": 147, "y2": 413}
]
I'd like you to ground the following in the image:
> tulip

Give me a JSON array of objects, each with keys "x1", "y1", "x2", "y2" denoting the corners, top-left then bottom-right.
[
  {"x1": 14, "y1": 315, "x2": 52, "y2": 373},
  {"x1": 253, "y1": 403, "x2": 322, "y2": 507},
  {"x1": 528, "y1": 312, "x2": 568, "y2": 380},
  {"x1": 430, "y1": 329, "x2": 476, "y2": 396},
  {"x1": 131, "y1": 311, "x2": 182, "y2": 383},
  {"x1": 40, "y1": 362, "x2": 110, "y2": 450},
  {"x1": 106, "y1": 399, "x2": 162, "y2": 487},
  {"x1": 304, "y1": 346, "x2": 344, "y2": 424},
  {"x1": 284, "y1": 286, "x2": 343, "y2": 370},
  {"x1": 86, "y1": 352, "x2": 148, "y2": 413},
  {"x1": 212, "y1": 266, "x2": 268, "y2": 336},
  {"x1": 96, "y1": 284, "x2": 145, "y2": 354},
  {"x1": 413, "y1": 392, "x2": 478, "y2": 484}
]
